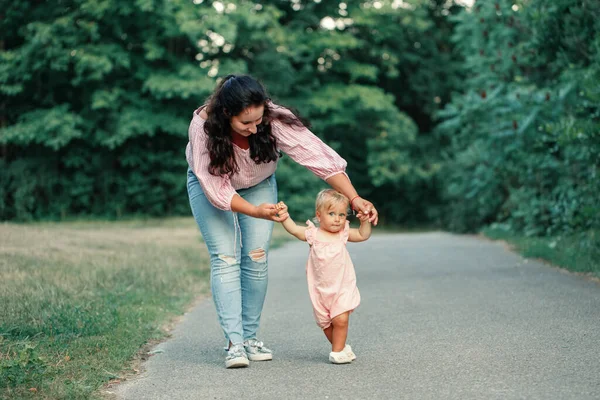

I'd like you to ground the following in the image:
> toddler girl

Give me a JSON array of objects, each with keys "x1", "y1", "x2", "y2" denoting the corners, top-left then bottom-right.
[{"x1": 277, "y1": 189, "x2": 371, "y2": 364}]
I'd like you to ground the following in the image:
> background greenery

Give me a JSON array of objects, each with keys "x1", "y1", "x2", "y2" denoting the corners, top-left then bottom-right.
[
  {"x1": 433, "y1": 0, "x2": 599, "y2": 271},
  {"x1": 0, "y1": 0, "x2": 597, "y2": 249},
  {"x1": 0, "y1": 0, "x2": 461, "y2": 224}
]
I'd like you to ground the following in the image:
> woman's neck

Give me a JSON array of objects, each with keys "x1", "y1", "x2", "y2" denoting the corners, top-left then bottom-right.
[
  {"x1": 231, "y1": 130, "x2": 250, "y2": 150},
  {"x1": 198, "y1": 107, "x2": 249, "y2": 150}
]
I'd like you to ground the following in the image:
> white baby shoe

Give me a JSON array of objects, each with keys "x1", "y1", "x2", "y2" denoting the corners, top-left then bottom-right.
[
  {"x1": 329, "y1": 350, "x2": 353, "y2": 364},
  {"x1": 344, "y1": 344, "x2": 356, "y2": 361}
]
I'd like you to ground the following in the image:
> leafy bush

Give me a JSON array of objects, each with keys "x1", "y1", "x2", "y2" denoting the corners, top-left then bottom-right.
[{"x1": 436, "y1": 0, "x2": 599, "y2": 238}]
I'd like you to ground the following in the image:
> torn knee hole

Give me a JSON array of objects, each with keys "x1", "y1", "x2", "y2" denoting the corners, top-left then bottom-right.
[
  {"x1": 249, "y1": 248, "x2": 267, "y2": 262},
  {"x1": 217, "y1": 254, "x2": 237, "y2": 265}
]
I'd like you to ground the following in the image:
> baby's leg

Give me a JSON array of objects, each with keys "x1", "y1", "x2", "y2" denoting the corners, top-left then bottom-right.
[
  {"x1": 323, "y1": 325, "x2": 333, "y2": 344},
  {"x1": 330, "y1": 312, "x2": 350, "y2": 352}
]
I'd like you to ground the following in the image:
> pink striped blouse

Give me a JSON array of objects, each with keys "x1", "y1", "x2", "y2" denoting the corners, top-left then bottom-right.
[{"x1": 185, "y1": 104, "x2": 348, "y2": 210}]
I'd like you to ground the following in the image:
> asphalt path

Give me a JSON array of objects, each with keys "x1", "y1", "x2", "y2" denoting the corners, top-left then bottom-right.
[{"x1": 114, "y1": 232, "x2": 600, "y2": 400}]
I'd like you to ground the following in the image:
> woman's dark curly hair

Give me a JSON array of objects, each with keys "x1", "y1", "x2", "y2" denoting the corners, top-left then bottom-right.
[{"x1": 203, "y1": 74, "x2": 309, "y2": 177}]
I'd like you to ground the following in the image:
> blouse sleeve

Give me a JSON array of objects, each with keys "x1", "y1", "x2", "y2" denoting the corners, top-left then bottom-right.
[
  {"x1": 304, "y1": 220, "x2": 317, "y2": 245},
  {"x1": 270, "y1": 105, "x2": 348, "y2": 181},
  {"x1": 188, "y1": 113, "x2": 237, "y2": 211}
]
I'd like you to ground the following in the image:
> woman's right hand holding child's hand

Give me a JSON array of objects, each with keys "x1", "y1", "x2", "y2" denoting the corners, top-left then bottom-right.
[{"x1": 255, "y1": 203, "x2": 288, "y2": 222}]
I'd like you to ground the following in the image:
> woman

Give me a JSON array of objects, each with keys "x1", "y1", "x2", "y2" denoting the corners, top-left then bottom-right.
[{"x1": 186, "y1": 74, "x2": 378, "y2": 368}]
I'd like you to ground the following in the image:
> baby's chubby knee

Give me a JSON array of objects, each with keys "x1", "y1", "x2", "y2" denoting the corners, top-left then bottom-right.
[{"x1": 331, "y1": 312, "x2": 349, "y2": 328}]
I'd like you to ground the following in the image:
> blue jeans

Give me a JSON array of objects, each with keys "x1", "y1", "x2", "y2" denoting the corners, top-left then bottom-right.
[{"x1": 187, "y1": 168, "x2": 276, "y2": 345}]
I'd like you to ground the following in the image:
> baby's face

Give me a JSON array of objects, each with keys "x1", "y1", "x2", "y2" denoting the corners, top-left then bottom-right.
[{"x1": 317, "y1": 202, "x2": 348, "y2": 233}]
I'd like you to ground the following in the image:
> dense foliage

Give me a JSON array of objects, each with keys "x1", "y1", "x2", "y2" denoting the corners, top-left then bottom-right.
[
  {"x1": 435, "y1": 0, "x2": 599, "y2": 249},
  {"x1": 0, "y1": 0, "x2": 460, "y2": 223},
  {"x1": 1, "y1": 0, "x2": 597, "y2": 246}
]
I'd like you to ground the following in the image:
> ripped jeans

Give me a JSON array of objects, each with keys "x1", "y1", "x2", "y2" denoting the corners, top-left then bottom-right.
[{"x1": 187, "y1": 168, "x2": 276, "y2": 345}]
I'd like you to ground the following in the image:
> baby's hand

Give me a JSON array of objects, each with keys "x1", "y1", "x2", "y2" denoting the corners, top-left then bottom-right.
[
  {"x1": 275, "y1": 201, "x2": 289, "y2": 220},
  {"x1": 276, "y1": 201, "x2": 287, "y2": 212},
  {"x1": 356, "y1": 212, "x2": 370, "y2": 223}
]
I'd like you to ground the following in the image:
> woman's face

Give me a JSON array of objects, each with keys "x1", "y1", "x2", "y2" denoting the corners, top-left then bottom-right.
[{"x1": 230, "y1": 105, "x2": 264, "y2": 137}]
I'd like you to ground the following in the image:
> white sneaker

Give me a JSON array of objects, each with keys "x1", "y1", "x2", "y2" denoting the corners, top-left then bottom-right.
[
  {"x1": 244, "y1": 339, "x2": 273, "y2": 361},
  {"x1": 329, "y1": 350, "x2": 352, "y2": 364},
  {"x1": 344, "y1": 344, "x2": 357, "y2": 361},
  {"x1": 225, "y1": 344, "x2": 249, "y2": 368}
]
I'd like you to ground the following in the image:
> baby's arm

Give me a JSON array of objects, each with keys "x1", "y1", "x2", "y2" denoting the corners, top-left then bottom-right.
[
  {"x1": 277, "y1": 202, "x2": 308, "y2": 242},
  {"x1": 348, "y1": 212, "x2": 372, "y2": 242}
]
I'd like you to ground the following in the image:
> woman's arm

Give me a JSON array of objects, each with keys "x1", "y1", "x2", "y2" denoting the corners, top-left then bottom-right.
[
  {"x1": 231, "y1": 194, "x2": 288, "y2": 222},
  {"x1": 325, "y1": 173, "x2": 379, "y2": 226},
  {"x1": 270, "y1": 107, "x2": 379, "y2": 225},
  {"x1": 189, "y1": 115, "x2": 240, "y2": 211},
  {"x1": 324, "y1": 173, "x2": 358, "y2": 204}
]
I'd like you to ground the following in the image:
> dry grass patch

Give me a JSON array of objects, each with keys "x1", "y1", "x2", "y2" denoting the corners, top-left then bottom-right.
[{"x1": 0, "y1": 218, "x2": 210, "y2": 400}]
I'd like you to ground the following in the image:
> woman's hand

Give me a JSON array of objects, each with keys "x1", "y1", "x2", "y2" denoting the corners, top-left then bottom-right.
[
  {"x1": 254, "y1": 203, "x2": 289, "y2": 222},
  {"x1": 352, "y1": 197, "x2": 378, "y2": 226}
]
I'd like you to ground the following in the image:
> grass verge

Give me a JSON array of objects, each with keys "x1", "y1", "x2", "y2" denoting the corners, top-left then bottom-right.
[
  {"x1": 0, "y1": 217, "x2": 292, "y2": 399},
  {"x1": 482, "y1": 225, "x2": 599, "y2": 278},
  {"x1": 0, "y1": 217, "x2": 209, "y2": 399}
]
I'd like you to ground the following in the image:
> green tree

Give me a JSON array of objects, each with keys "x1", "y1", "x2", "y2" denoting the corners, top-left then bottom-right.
[
  {"x1": 1, "y1": 0, "x2": 217, "y2": 219},
  {"x1": 1, "y1": 0, "x2": 463, "y2": 225},
  {"x1": 435, "y1": 0, "x2": 599, "y2": 239}
]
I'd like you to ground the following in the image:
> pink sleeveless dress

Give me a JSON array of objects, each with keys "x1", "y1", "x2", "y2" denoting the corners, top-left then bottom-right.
[{"x1": 304, "y1": 220, "x2": 361, "y2": 329}]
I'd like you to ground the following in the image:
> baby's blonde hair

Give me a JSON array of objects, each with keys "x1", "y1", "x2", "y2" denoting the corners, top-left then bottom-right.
[{"x1": 315, "y1": 189, "x2": 350, "y2": 213}]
